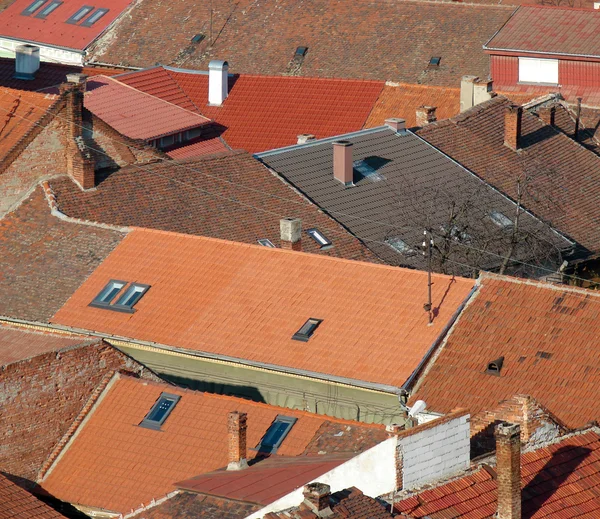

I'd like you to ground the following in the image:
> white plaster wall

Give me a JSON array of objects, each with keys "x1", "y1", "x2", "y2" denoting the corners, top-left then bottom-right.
[
  {"x1": 0, "y1": 38, "x2": 83, "y2": 65},
  {"x1": 400, "y1": 413, "x2": 470, "y2": 490},
  {"x1": 247, "y1": 437, "x2": 397, "y2": 519}
]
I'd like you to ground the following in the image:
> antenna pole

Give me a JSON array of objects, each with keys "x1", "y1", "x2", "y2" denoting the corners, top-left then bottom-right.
[
  {"x1": 210, "y1": 0, "x2": 214, "y2": 46},
  {"x1": 422, "y1": 230, "x2": 433, "y2": 324}
]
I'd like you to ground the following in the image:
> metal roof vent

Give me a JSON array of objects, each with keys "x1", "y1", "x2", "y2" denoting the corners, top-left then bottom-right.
[{"x1": 486, "y1": 356, "x2": 504, "y2": 376}]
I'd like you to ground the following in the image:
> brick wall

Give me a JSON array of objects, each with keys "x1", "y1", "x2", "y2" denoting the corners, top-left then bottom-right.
[{"x1": 0, "y1": 339, "x2": 160, "y2": 484}]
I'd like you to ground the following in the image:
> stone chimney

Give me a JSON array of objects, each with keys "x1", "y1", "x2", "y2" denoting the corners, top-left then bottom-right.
[
  {"x1": 303, "y1": 483, "x2": 332, "y2": 516},
  {"x1": 460, "y1": 75, "x2": 479, "y2": 112},
  {"x1": 59, "y1": 73, "x2": 95, "y2": 190},
  {"x1": 385, "y1": 118, "x2": 406, "y2": 132},
  {"x1": 208, "y1": 60, "x2": 229, "y2": 106},
  {"x1": 227, "y1": 411, "x2": 249, "y2": 471},
  {"x1": 297, "y1": 134, "x2": 316, "y2": 144},
  {"x1": 416, "y1": 106, "x2": 437, "y2": 127},
  {"x1": 504, "y1": 105, "x2": 523, "y2": 151},
  {"x1": 495, "y1": 423, "x2": 521, "y2": 519},
  {"x1": 14, "y1": 44, "x2": 40, "y2": 80},
  {"x1": 280, "y1": 217, "x2": 302, "y2": 251},
  {"x1": 473, "y1": 79, "x2": 494, "y2": 105},
  {"x1": 537, "y1": 105, "x2": 556, "y2": 127},
  {"x1": 333, "y1": 140, "x2": 353, "y2": 186}
]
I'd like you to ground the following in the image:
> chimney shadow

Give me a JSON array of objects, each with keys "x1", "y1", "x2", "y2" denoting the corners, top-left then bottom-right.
[
  {"x1": 521, "y1": 445, "x2": 591, "y2": 518},
  {"x1": 519, "y1": 124, "x2": 561, "y2": 150},
  {"x1": 431, "y1": 276, "x2": 456, "y2": 321}
]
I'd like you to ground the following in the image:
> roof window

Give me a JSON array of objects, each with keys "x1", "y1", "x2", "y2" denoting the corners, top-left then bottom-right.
[
  {"x1": 292, "y1": 318, "x2": 322, "y2": 342},
  {"x1": 489, "y1": 210, "x2": 513, "y2": 229},
  {"x1": 21, "y1": 0, "x2": 47, "y2": 16},
  {"x1": 89, "y1": 280, "x2": 149, "y2": 313},
  {"x1": 441, "y1": 224, "x2": 471, "y2": 243},
  {"x1": 385, "y1": 236, "x2": 416, "y2": 256},
  {"x1": 256, "y1": 415, "x2": 297, "y2": 453},
  {"x1": 294, "y1": 46, "x2": 308, "y2": 57},
  {"x1": 536, "y1": 351, "x2": 552, "y2": 360},
  {"x1": 485, "y1": 356, "x2": 504, "y2": 376},
  {"x1": 428, "y1": 57, "x2": 441, "y2": 68},
  {"x1": 81, "y1": 7, "x2": 109, "y2": 26},
  {"x1": 66, "y1": 5, "x2": 94, "y2": 24},
  {"x1": 140, "y1": 392, "x2": 181, "y2": 430},
  {"x1": 306, "y1": 228, "x2": 332, "y2": 248},
  {"x1": 35, "y1": 0, "x2": 61, "y2": 17},
  {"x1": 191, "y1": 33, "x2": 205, "y2": 43},
  {"x1": 258, "y1": 239, "x2": 275, "y2": 247}
]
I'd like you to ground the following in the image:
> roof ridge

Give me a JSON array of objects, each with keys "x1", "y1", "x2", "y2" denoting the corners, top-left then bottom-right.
[{"x1": 479, "y1": 271, "x2": 600, "y2": 298}]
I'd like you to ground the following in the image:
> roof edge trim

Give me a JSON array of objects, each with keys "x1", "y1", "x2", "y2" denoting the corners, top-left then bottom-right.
[{"x1": 483, "y1": 45, "x2": 600, "y2": 59}]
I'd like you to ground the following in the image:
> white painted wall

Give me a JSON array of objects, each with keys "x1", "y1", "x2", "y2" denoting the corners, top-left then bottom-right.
[{"x1": 0, "y1": 38, "x2": 84, "y2": 65}]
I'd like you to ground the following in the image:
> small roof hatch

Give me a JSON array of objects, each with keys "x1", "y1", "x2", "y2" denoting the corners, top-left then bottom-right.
[
  {"x1": 428, "y1": 56, "x2": 441, "y2": 68},
  {"x1": 256, "y1": 415, "x2": 297, "y2": 453},
  {"x1": 292, "y1": 318, "x2": 322, "y2": 342},
  {"x1": 295, "y1": 46, "x2": 308, "y2": 57},
  {"x1": 258, "y1": 238, "x2": 275, "y2": 247},
  {"x1": 306, "y1": 228, "x2": 332, "y2": 248},
  {"x1": 140, "y1": 392, "x2": 181, "y2": 430}
]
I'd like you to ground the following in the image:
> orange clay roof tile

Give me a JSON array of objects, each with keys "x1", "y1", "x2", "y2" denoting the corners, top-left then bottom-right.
[{"x1": 51, "y1": 228, "x2": 475, "y2": 388}]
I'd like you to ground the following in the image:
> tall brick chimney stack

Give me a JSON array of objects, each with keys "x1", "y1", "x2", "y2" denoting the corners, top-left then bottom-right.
[
  {"x1": 227, "y1": 411, "x2": 249, "y2": 471},
  {"x1": 495, "y1": 422, "x2": 522, "y2": 519},
  {"x1": 59, "y1": 73, "x2": 95, "y2": 190},
  {"x1": 280, "y1": 217, "x2": 302, "y2": 251},
  {"x1": 416, "y1": 106, "x2": 437, "y2": 127},
  {"x1": 333, "y1": 140, "x2": 354, "y2": 186},
  {"x1": 303, "y1": 483, "x2": 332, "y2": 516},
  {"x1": 504, "y1": 105, "x2": 523, "y2": 151}
]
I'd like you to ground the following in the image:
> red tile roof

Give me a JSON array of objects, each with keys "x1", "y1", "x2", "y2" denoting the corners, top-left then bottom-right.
[
  {"x1": 395, "y1": 429, "x2": 600, "y2": 519},
  {"x1": 411, "y1": 273, "x2": 600, "y2": 429},
  {"x1": 116, "y1": 68, "x2": 385, "y2": 153},
  {"x1": 0, "y1": 473, "x2": 67, "y2": 519},
  {"x1": 84, "y1": 76, "x2": 210, "y2": 141},
  {"x1": 51, "y1": 228, "x2": 475, "y2": 389},
  {"x1": 40, "y1": 374, "x2": 386, "y2": 514},
  {"x1": 0, "y1": 0, "x2": 134, "y2": 51},
  {"x1": 485, "y1": 6, "x2": 600, "y2": 58}
]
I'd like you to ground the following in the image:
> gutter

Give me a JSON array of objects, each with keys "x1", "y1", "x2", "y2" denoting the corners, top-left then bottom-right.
[{"x1": 483, "y1": 45, "x2": 600, "y2": 60}]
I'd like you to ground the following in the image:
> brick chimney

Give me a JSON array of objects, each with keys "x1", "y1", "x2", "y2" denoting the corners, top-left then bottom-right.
[
  {"x1": 280, "y1": 217, "x2": 302, "y2": 251},
  {"x1": 385, "y1": 118, "x2": 406, "y2": 132},
  {"x1": 416, "y1": 106, "x2": 437, "y2": 127},
  {"x1": 504, "y1": 105, "x2": 523, "y2": 151},
  {"x1": 495, "y1": 423, "x2": 521, "y2": 519},
  {"x1": 297, "y1": 134, "x2": 316, "y2": 144},
  {"x1": 537, "y1": 105, "x2": 556, "y2": 127},
  {"x1": 303, "y1": 483, "x2": 332, "y2": 516},
  {"x1": 227, "y1": 411, "x2": 249, "y2": 471},
  {"x1": 59, "y1": 73, "x2": 95, "y2": 190},
  {"x1": 333, "y1": 140, "x2": 353, "y2": 186}
]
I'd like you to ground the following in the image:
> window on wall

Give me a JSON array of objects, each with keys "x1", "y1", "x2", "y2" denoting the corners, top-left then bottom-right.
[{"x1": 518, "y1": 57, "x2": 559, "y2": 85}]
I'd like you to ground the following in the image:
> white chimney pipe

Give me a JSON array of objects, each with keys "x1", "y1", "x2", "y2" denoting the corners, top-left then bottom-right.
[
  {"x1": 208, "y1": 60, "x2": 229, "y2": 106},
  {"x1": 14, "y1": 44, "x2": 40, "y2": 80}
]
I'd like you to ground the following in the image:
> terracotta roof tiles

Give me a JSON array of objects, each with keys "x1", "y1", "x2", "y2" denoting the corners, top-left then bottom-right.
[{"x1": 0, "y1": 474, "x2": 67, "y2": 519}]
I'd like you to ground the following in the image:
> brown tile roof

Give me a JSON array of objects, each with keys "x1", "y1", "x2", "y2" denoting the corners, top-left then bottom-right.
[
  {"x1": 0, "y1": 474, "x2": 67, "y2": 519},
  {"x1": 417, "y1": 95, "x2": 600, "y2": 253},
  {"x1": 40, "y1": 374, "x2": 386, "y2": 514},
  {"x1": 46, "y1": 151, "x2": 378, "y2": 263},
  {"x1": 50, "y1": 227, "x2": 475, "y2": 389},
  {"x1": 485, "y1": 5, "x2": 600, "y2": 58},
  {"x1": 411, "y1": 273, "x2": 600, "y2": 429},
  {"x1": 395, "y1": 429, "x2": 600, "y2": 519},
  {"x1": 0, "y1": 186, "x2": 125, "y2": 322},
  {"x1": 90, "y1": 0, "x2": 514, "y2": 86}
]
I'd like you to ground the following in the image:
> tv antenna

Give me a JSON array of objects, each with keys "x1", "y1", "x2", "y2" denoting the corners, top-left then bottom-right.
[{"x1": 422, "y1": 230, "x2": 434, "y2": 324}]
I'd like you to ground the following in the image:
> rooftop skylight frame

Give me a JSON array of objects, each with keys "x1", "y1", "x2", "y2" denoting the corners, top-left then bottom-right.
[
  {"x1": 385, "y1": 236, "x2": 416, "y2": 256},
  {"x1": 89, "y1": 279, "x2": 127, "y2": 308},
  {"x1": 256, "y1": 415, "x2": 297, "y2": 454},
  {"x1": 258, "y1": 238, "x2": 275, "y2": 247},
  {"x1": 489, "y1": 210, "x2": 514, "y2": 229},
  {"x1": 294, "y1": 46, "x2": 308, "y2": 57},
  {"x1": 80, "y1": 7, "x2": 109, "y2": 27},
  {"x1": 112, "y1": 283, "x2": 150, "y2": 312},
  {"x1": 139, "y1": 392, "x2": 181, "y2": 430},
  {"x1": 428, "y1": 56, "x2": 441, "y2": 68},
  {"x1": 306, "y1": 228, "x2": 332, "y2": 248},
  {"x1": 89, "y1": 280, "x2": 149, "y2": 313},
  {"x1": 292, "y1": 318, "x2": 323, "y2": 342},
  {"x1": 21, "y1": 0, "x2": 47, "y2": 16},
  {"x1": 34, "y1": 0, "x2": 61, "y2": 17},
  {"x1": 66, "y1": 5, "x2": 94, "y2": 24}
]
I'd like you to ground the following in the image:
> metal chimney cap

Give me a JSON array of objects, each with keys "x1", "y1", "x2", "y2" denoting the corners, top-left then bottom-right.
[
  {"x1": 332, "y1": 140, "x2": 353, "y2": 147},
  {"x1": 66, "y1": 73, "x2": 88, "y2": 84},
  {"x1": 209, "y1": 60, "x2": 229, "y2": 70}
]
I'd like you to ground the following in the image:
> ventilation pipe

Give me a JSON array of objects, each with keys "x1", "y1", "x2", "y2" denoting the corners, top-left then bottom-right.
[
  {"x1": 14, "y1": 44, "x2": 40, "y2": 80},
  {"x1": 208, "y1": 60, "x2": 229, "y2": 106}
]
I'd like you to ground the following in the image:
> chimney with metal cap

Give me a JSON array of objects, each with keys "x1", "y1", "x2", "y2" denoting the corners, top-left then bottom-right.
[
  {"x1": 333, "y1": 141, "x2": 353, "y2": 186},
  {"x1": 303, "y1": 483, "x2": 332, "y2": 517},
  {"x1": 227, "y1": 411, "x2": 249, "y2": 471},
  {"x1": 504, "y1": 105, "x2": 523, "y2": 151},
  {"x1": 385, "y1": 118, "x2": 406, "y2": 132},
  {"x1": 280, "y1": 217, "x2": 302, "y2": 251},
  {"x1": 416, "y1": 106, "x2": 437, "y2": 127},
  {"x1": 495, "y1": 423, "x2": 521, "y2": 519},
  {"x1": 208, "y1": 60, "x2": 229, "y2": 106},
  {"x1": 14, "y1": 44, "x2": 40, "y2": 80}
]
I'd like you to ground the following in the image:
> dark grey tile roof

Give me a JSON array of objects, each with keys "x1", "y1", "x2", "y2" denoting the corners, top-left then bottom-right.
[{"x1": 258, "y1": 127, "x2": 573, "y2": 277}]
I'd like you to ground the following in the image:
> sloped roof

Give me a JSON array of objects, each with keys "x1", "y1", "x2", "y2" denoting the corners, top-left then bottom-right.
[
  {"x1": 50, "y1": 227, "x2": 475, "y2": 389},
  {"x1": 46, "y1": 151, "x2": 379, "y2": 263},
  {"x1": 485, "y1": 6, "x2": 600, "y2": 58},
  {"x1": 115, "y1": 67, "x2": 385, "y2": 153},
  {"x1": 258, "y1": 126, "x2": 572, "y2": 277},
  {"x1": 411, "y1": 273, "x2": 600, "y2": 429},
  {"x1": 417, "y1": 95, "x2": 600, "y2": 253},
  {"x1": 89, "y1": 0, "x2": 513, "y2": 86},
  {"x1": 0, "y1": 473, "x2": 67, "y2": 519},
  {"x1": 0, "y1": 0, "x2": 133, "y2": 51},
  {"x1": 84, "y1": 76, "x2": 210, "y2": 141},
  {"x1": 395, "y1": 429, "x2": 600, "y2": 519},
  {"x1": 40, "y1": 374, "x2": 387, "y2": 514}
]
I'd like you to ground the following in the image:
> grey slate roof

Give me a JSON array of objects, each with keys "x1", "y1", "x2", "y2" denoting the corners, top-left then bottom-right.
[{"x1": 257, "y1": 127, "x2": 573, "y2": 277}]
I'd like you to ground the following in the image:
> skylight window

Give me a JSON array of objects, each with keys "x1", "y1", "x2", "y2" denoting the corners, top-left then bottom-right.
[
  {"x1": 306, "y1": 228, "x2": 332, "y2": 248},
  {"x1": 428, "y1": 56, "x2": 441, "y2": 68},
  {"x1": 191, "y1": 33, "x2": 205, "y2": 43},
  {"x1": 139, "y1": 393, "x2": 181, "y2": 430},
  {"x1": 66, "y1": 5, "x2": 94, "y2": 24},
  {"x1": 256, "y1": 415, "x2": 297, "y2": 453},
  {"x1": 35, "y1": 0, "x2": 62, "y2": 18},
  {"x1": 258, "y1": 239, "x2": 275, "y2": 247},
  {"x1": 385, "y1": 237, "x2": 416, "y2": 256},
  {"x1": 294, "y1": 46, "x2": 308, "y2": 57},
  {"x1": 81, "y1": 7, "x2": 108, "y2": 27},
  {"x1": 89, "y1": 280, "x2": 149, "y2": 313},
  {"x1": 21, "y1": 0, "x2": 47, "y2": 16},
  {"x1": 292, "y1": 318, "x2": 322, "y2": 342},
  {"x1": 489, "y1": 210, "x2": 514, "y2": 229}
]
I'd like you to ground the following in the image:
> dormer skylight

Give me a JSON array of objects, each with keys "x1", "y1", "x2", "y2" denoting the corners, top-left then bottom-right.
[
  {"x1": 22, "y1": 0, "x2": 47, "y2": 16},
  {"x1": 489, "y1": 210, "x2": 514, "y2": 229},
  {"x1": 89, "y1": 280, "x2": 150, "y2": 313},
  {"x1": 256, "y1": 415, "x2": 297, "y2": 453},
  {"x1": 66, "y1": 5, "x2": 93, "y2": 24},
  {"x1": 81, "y1": 7, "x2": 109, "y2": 26},
  {"x1": 258, "y1": 239, "x2": 275, "y2": 247},
  {"x1": 35, "y1": 0, "x2": 62, "y2": 18},
  {"x1": 306, "y1": 228, "x2": 332, "y2": 248},
  {"x1": 139, "y1": 392, "x2": 181, "y2": 430},
  {"x1": 292, "y1": 318, "x2": 322, "y2": 342},
  {"x1": 385, "y1": 237, "x2": 416, "y2": 256}
]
